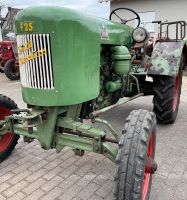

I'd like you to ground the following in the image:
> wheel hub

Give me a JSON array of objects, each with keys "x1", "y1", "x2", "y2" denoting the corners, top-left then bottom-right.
[
  {"x1": 145, "y1": 157, "x2": 157, "y2": 174},
  {"x1": 142, "y1": 133, "x2": 155, "y2": 200}
]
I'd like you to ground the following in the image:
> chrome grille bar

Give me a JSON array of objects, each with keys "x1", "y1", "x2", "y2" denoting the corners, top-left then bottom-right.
[{"x1": 17, "y1": 34, "x2": 54, "y2": 90}]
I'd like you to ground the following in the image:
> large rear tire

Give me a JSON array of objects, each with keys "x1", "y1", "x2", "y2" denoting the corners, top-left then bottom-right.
[
  {"x1": 4, "y1": 59, "x2": 20, "y2": 81},
  {"x1": 153, "y1": 71, "x2": 182, "y2": 124},
  {"x1": 0, "y1": 95, "x2": 19, "y2": 162},
  {"x1": 113, "y1": 109, "x2": 156, "y2": 200}
]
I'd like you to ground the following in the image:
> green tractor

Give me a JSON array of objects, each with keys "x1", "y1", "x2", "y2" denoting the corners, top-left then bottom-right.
[{"x1": 0, "y1": 7, "x2": 186, "y2": 199}]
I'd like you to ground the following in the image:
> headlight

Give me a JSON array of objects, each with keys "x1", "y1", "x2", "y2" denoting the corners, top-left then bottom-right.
[{"x1": 132, "y1": 27, "x2": 148, "y2": 43}]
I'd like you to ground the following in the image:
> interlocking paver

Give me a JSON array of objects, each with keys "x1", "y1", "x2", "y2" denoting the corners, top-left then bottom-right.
[
  {"x1": 174, "y1": 182, "x2": 187, "y2": 200},
  {"x1": 0, "y1": 183, "x2": 11, "y2": 193},
  {"x1": 78, "y1": 182, "x2": 100, "y2": 200},
  {"x1": 0, "y1": 163, "x2": 18, "y2": 176},
  {"x1": 59, "y1": 174, "x2": 81, "y2": 190},
  {"x1": 95, "y1": 180, "x2": 113, "y2": 198},
  {"x1": 26, "y1": 168, "x2": 48, "y2": 182},
  {"x1": 3, "y1": 180, "x2": 28, "y2": 197},
  {"x1": 40, "y1": 187, "x2": 64, "y2": 200},
  {"x1": 60, "y1": 164, "x2": 79, "y2": 179},
  {"x1": 23, "y1": 178, "x2": 46, "y2": 194},
  {"x1": 43, "y1": 166, "x2": 63, "y2": 180},
  {"x1": 76, "y1": 173, "x2": 96, "y2": 187},
  {"x1": 9, "y1": 170, "x2": 32, "y2": 184},
  {"x1": 58, "y1": 184, "x2": 82, "y2": 200},
  {"x1": 0, "y1": 172, "x2": 15, "y2": 184},
  {"x1": 23, "y1": 188, "x2": 45, "y2": 200},
  {"x1": 28, "y1": 160, "x2": 48, "y2": 172},
  {"x1": 0, "y1": 73, "x2": 187, "y2": 199},
  {"x1": 89, "y1": 195, "x2": 103, "y2": 200},
  {"x1": 0, "y1": 195, "x2": 6, "y2": 200},
  {"x1": 12, "y1": 162, "x2": 34, "y2": 174},
  {"x1": 42, "y1": 176, "x2": 64, "y2": 192},
  {"x1": 7, "y1": 192, "x2": 25, "y2": 200}
]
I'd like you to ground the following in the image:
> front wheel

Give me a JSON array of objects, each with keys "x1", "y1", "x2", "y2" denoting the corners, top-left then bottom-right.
[
  {"x1": 0, "y1": 95, "x2": 19, "y2": 162},
  {"x1": 113, "y1": 109, "x2": 157, "y2": 200}
]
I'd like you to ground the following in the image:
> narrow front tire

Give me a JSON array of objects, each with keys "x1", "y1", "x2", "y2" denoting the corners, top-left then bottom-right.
[{"x1": 113, "y1": 109, "x2": 156, "y2": 200}]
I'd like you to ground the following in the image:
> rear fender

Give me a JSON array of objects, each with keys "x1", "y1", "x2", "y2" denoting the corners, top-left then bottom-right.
[{"x1": 148, "y1": 41, "x2": 186, "y2": 77}]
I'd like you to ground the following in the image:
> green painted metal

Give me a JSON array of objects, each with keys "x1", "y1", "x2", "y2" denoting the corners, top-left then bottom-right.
[
  {"x1": 37, "y1": 107, "x2": 59, "y2": 149},
  {"x1": 149, "y1": 41, "x2": 185, "y2": 76},
  {"x1": 2, "y1": 107, "x2": 59, "y2": 149},
  {"x1": 57, "y1": 117, "x2": 106, "y2": 138},
  {"x1": 102, "y1": 142, "x2": 118, "y2": 163},
  {"x1": 14, "y1": 124, "x2": 38, "y2": 139},
  {"x1": 105, "y1": 80, "x2": 122, "y2": 93},
  {"x1": 55, "y1": 134, "x2": 95, "y2": 153},
  {"x1": 54, "y1": 134, "x2": 117, "y2": 162},
  {"x1": 93, "y1": 118, "x2": 120, "y2": 142},
  {"x1": 112, "y1": 46, "x2": 131, "y2": 75},
  {"x1": 16, "y1": 6, "x2": 133, "y2": 106},
  {"x1": 0, "y1": 106, "x2": 118, "y2": 162}
]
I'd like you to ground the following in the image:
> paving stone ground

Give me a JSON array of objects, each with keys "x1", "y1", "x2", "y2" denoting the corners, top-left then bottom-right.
[{"x1": 0, "y1": 73, "x2": 187, "y2": 200}]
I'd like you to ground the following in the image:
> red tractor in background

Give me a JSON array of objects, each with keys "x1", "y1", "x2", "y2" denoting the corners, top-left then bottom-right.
[{"x1": 0, "y1": 30, "x2": 20, "y2": 80}]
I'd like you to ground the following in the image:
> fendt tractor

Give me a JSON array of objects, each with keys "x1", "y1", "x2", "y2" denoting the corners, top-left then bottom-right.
[{"x1": 0, "y1": 7, "x2": 186, "y2": 200}]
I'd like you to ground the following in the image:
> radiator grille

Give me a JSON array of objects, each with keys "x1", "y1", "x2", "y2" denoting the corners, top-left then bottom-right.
[{"x1": 17, "y1": 34, "x2": 54, "y2": 90}]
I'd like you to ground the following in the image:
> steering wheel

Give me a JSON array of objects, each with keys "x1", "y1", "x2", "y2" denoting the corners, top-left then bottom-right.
[{"x1": 109, "y1": 8, "x2": 141, "y2": 28}]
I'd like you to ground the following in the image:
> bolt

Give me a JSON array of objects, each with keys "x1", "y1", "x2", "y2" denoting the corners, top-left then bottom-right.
[{"x1": 153, "y1": 162, "x2": 157, "y2": 173}]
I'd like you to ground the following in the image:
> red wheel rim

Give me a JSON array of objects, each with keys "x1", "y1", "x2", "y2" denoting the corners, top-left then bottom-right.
[
  {"x1": 173, "y1": 75, "x2": 180, "y2": 112},
  {"x1": 0, "y1": 107, "x2": 14, "y2": 153},
  {"x1": 142, "y1": 133, "x2": 154, "y2": 200}
]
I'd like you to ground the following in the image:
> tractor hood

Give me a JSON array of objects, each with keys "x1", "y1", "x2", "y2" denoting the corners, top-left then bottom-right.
[{"x1": 15, "y1": 6, "x2": 133, "y2": 106}]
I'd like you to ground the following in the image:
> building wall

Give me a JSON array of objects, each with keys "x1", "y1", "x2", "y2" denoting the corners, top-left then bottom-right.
[{"x1": 111, "y1": 0, "x2": 187, "y2": 38}]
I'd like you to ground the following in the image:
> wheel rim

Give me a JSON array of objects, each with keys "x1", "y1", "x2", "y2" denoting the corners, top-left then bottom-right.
[
  {"x1": 142, "y1": 132, "x2": 154, "y2": 200},
  {"x1": 173, "y1": 74, "x2": 180, "y2": 112},
  {"x1": 0, "y1": 107, "x2": 14, "y2": 153}
]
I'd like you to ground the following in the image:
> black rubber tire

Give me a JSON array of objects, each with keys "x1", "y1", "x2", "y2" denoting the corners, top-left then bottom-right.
[
  {"x1": 0, "y1": 57, "x2": 3, "y2": 73},
  {"x1": 153, "y1": 71, "x2": 182, "y2": 124},
  {"x1": 0, "y1": 95, "x2": 19, "y2": 162},
  {"x1": 4, "y1": 59, "x2": 20, "y2": 81},
  {"x1": 113, "y1": 109, "x2": 156, "y2": 200}
]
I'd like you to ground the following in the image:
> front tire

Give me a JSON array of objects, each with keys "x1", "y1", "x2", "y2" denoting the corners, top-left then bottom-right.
[
  {"x1": 0, "y1": 95, "x2": 19, "y2": 162},
  {"x1": 113, "y1": 109, "x2": 156, "y2": 200}
]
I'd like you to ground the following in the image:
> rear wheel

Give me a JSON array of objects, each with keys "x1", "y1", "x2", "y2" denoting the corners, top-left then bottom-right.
[
  {"x1": 113, "y1": 109, "x2": 157, "y2": 200},
  {"x1": 153, "y1": 70, "x2": 182, "y2": 124},
  {"x1": 4, "y1": 59, "x2": 20, "y2": 81},
  {"x1": 0, "y1": 95, "x2": 19, "y2": 162}
]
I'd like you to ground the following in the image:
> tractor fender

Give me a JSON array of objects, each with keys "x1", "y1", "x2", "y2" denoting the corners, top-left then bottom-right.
[{"x1": 148, "y1": 40, "x2": 186, "y2": 77}]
